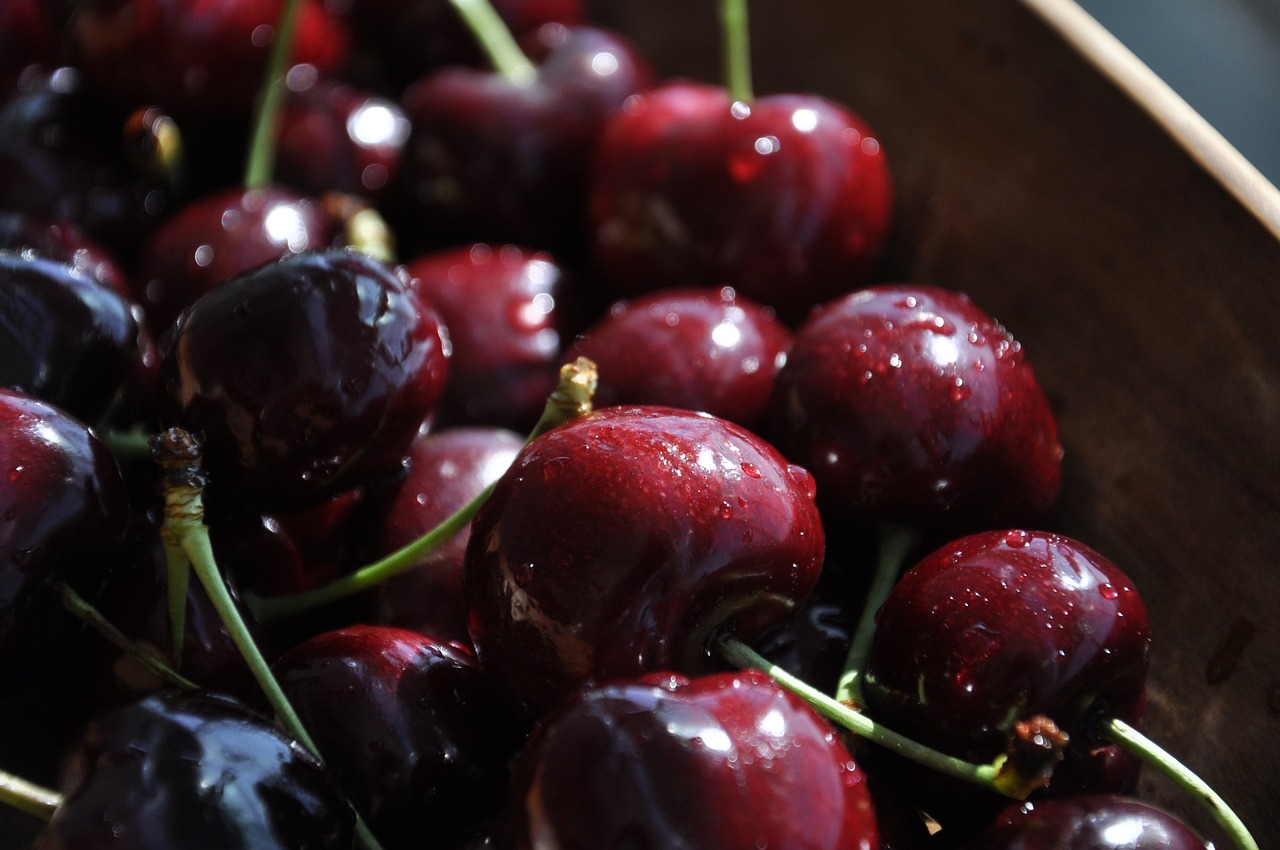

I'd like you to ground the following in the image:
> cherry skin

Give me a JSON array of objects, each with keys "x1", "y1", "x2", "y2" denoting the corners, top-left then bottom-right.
[
  {"x1": 499, "y1": 669, "x2": 879, "y2": 850},
  {"x1": 275, "y1": 76, "x2": 410, "y2": 203},
  {"x1": 36, "y1": 690, "x2": 354, "y2": 850},
  {"x1": 396, "y1": 24, "x2": 654, "y2": 255},
  {"x1": 862, "y1": 530, "x2": 1150, "y2": 833},
  {"x1": 368, "y1": 425, "x2": 525, "y2": 647},
  {"x1": 767, "y1": 285, "x2": 1063, "y2": 531},
  {"x1": 566, "y1": 286, "x2": 792, "y2": 432},
  {"x1": 464, "y1": 404, "x2": 825, "y2": 717},
  {"x1": 157, "y1": 248, "x2": 450, "y2": 508},
  {"x1": 274, "y1": 626, "x2": 527, "y2": 850},
  {"x1": 402, "y1": 244, "x2": 580, "y2": 431},
  {"x1": 134, "y1": 186, "x2": 337, "y2": 338},
  {"x1": 0, "y1": 212, "x2": 131, "y2": 296},
  {"x1": 588, "y1": 82, "x2": 893, "y2": 323},
  {"x1": 967, "y1": 795, "x2": 1209, "y2": 850},
  {"x1": 63, "y1": 0, "x2": 350, "y2": 118},
  {"x1": 0, "y1": 250, "x2": 141, "y2": 424},
  {"x1": 0, "y1": 387, "x2": 129, "y2": 647}
]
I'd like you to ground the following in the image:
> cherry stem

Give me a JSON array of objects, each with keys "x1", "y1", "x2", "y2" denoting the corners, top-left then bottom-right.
[
  {"x1": 0, "y1": 768, "x2": 60, "y2": 822},
  {"x1": 448, "y1": 0, "x2": 537, "y2": 85},
  {"x1": 100, "y1": 427, "x2": 156, "y2": 463},
  {"x1": 834, "y1": 520, "x2": 918, "y2": 707},
  {"x1": 717, "y1": 635, "x2": 1016, "y2": 796},
  {"x1": 152, "y1": 429, "x2": 388, "y2": 850},
  {"x1": 249, "y1": 358, "x2": 600, "y2": 624},
  {"x1": 243, "y1": 0, "x2": 303, "y2": 188},
  {"x1": 49, "y1": 580, "x2": 198, "y2": 691},
  {"x1": 720, "y1": 0, "x2": 754, "y2": 103},
  {"x1": 1101, "y1": 716, "x2": 1259, "y2": 850}
]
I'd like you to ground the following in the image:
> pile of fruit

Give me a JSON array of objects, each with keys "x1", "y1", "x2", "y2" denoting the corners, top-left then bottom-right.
[{"x1": 0, "y1": 0, "x2": 1259, "y2": 848}]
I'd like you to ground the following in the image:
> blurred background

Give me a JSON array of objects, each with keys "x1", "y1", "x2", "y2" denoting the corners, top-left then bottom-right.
[{"x1": 1078, "y1": 0, "x2": 1280, "y2": 184}]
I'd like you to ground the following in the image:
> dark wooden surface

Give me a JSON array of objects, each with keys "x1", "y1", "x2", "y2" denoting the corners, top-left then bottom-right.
[{"x1": 589, "y1": 0, "x2": 1280, "y2": 840}]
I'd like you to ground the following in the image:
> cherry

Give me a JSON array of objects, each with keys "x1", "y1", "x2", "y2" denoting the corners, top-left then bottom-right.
[
  {"x1": 861, "y1": 530, "x2": 1150, "y2": 834},
  {"x1": 588, "y1": 81, "x2": 892, "y2": 323},
  {"x1": 0, "y1": 212, "x2": 131, "y2": 297},
  {"x1": 63, "y1": 0, "x2": 350, "y2": 118},
  {"x1": 133, "y1": 186, "x2": 337, "y2": 338},
  {"x1": 498, "y1": 669, "x2": 879, "y2": 850},
  {"x1": 0, "y1": 388, "x2": 129, "y2": 648},
  {"x1": 967, "y1": 795, "x2": 1209, "y2": 850},
  {"x1": 565, "y1": 286, "x2": 792, "y2": 432},
  {"x1": 275, "y1": 625, "x2": 527, "y2": 850},
  {"x1": 36, "y1": 690, "x2": 354, "y2": 849},
  {"x1": 0, "y1": 250, "x2": 141, "y2": 425},
  {"x1": 402, "y1": 244, "x2": 580, "y2": 431},
  {"x1": 396, "y1": 24, "x2": 654, "y2": 254},
  {"x1": 0, "y1": 66, "x2": 173, "y2": 262},
  {"x1": 157, "y1": 248, "x2": 450, "y2": 508},
  {"x1": 368, "y1": 425, "x2": 524, "y2": 647},
  {"x1": 767, "y1": 285, "x2": 1063, "y2": 530},
  {"x1": 275, "y1": 76, "x2": 410, "y2": 203},
  {"x1": 464, "y1": 404, "x2": 825, "y2": 716}
]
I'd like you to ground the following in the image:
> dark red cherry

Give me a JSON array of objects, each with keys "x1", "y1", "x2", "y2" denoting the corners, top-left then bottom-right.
[
  {"x1": 134, "y1": 186, "x2": 337, "y2": 338},
  {"x1": 862, "y1": 530, "x2": 1150, "y2": 831},
  {"x1": 36, "y1": 690, "x2": 353, "y2": 850},
  {"x1": 275, "y1": 75, "x2": 410, "y2": 203},
  {"x1": 157, "y1": 248, "x2": 450, "y2": 508},
  {"x1": 0, "y1": 250, "x2": 140, "y2": 424},
  {"x1": 402, "y1": 244, "x2": 578, "y2": 430},
  {"x1": 397, "y1": 25, "x2": 654, "y2": 255},
  {"x1": 566, "y1": 286, "x2": 792, "y2": 432},
  {"x1": 768, "y1": 285, "x2": 1062, "y2": 530},
  {"x1": 0, "y1": 388, "x2": 129, "y2": 647},
  {"x1": 0, "y1": 212, "x2": 131, "y2": 296},
  {"x1": 0, "y1": 67, "x2": 173, "y2": 261},
  {"x1": 64, "y1": 0, "x2": 350, "y2": 117},
  {"x1": 275, "y1": 626, "x2": 527, "y2": 850},
  {"x1": 500, "y1": 669, "x2": 879, "y2": 850},
  {"x1": 589, "y1": 82, "x2": 892, "y2": 323},
  {"x1": 464, "y1": 405, "x2": 825, "y2": 716},
  {"x1": 967, "y1": 795, "x2": 1209, "y2": 850},
  {"x1": 370, "y1": 426, "x2": 524, "y2": 647}
]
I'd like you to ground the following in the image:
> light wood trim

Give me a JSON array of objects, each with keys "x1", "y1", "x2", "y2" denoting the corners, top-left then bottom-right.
[{"x1": 1022, "y1": 0, "x2": 1280, "y2": 239}]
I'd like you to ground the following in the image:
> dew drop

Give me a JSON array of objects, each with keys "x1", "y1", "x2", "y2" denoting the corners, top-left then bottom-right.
[
  {"x1": 949, "y1": 379, "x2": 972, "y2": 402},
  {"x1": 1099, "y1": 583, "x2": 1119, "y2": 600},
  {"x1": 513, "y1": 562, "x2": 535, "y2": 588},
  {"x1": 542, "y1": 458, "x2": 567, "y2": 480},
  {"x1": 740, "y1": 462, "x2": 762, "y2": 479},
  {"x1": 718, "y1": 501, "x2": 734, "y2": 520},
  {"x1": 1004, "y1": 530, "x2": 1030, "y2": 548},
  {"x1": 7, "y1": 466, "x2": 22, "y2": 482}
]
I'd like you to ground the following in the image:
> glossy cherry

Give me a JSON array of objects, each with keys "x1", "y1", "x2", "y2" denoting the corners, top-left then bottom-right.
[
  {"x1": 499, "y1": 669, "x2": 879, "y2": 850},
  {"x1": 397, "y1": 24, "x2": 654, "y2": 254},
  {"x1": 402, "y1": 244, "x2": 579, "y2": 431},
  {"x1": 35, "y1": 690, "x2": 353, "y2": 850},
  {"x1": 134, "y1": 186, "x2": 337, "y2": 338},
  {"x1": 157, "y1": 248, "x2": 450, "y2": 508},
  {"x1": 0, "y1": 250, "x2": 140, "y2": 424},
  {"x1": 64, "y1": 0, "x2": 350, "y2": 118},
  {"x1": 589, "y1": 82, "x2": 893, "y2": 323},
  {"x1": 0, "y1": 212, "x2": 131, "y2": 297},
  {"x1": 369, "y1": 425, "x2": 524, "y2": 647},
  {"x1": 967, "y1": 796, "x2": 1209, "y2": 850},
  {"x1": 862, "y1": 530, "x2": 1150, "y2": 831},
  {"x1": 767, "y1": 285, "x2": 1063, "y2": 530},
  {"x1": 566, "y1": 286, "x2": 792, "y2": 432},
  {"x1": 275, "y1": 626, "x2": 527, "y2": 850},
  {"x1": 464, "y1": 404, "x2": 825, "y2": 716}
]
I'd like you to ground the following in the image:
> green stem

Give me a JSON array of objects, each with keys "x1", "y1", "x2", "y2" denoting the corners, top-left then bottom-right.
[
  {"x1": 1101, "y1": 716, "x2": 1258, "y2": 850},
  {"x1": 243, "y1": 0, "x2": 304, "y2": 188},
  {"x1": 161, "y1": 537, "x2": 190, "y2": 667},
  {"x1": 249, "y1": 357, "x2": 600, "y2": 623},
  {"x1": 720, "y1": 0, "x2": 754, "y2": 103},
  {"x1": 447, "y1": 0, "x2": 536, "y2": 85},
  {"x1": 50, "y1": 581, "x2": 198, "y2": 691},
  {"x1": 0, "y1": 768, "x2": 60, "y2": 822},
  {"x1": 834, "y1": 521, "x2": 918, "y2": 706},
  {"x1": 100, "y1": 427, "x2": 156, "y2": 463},
  {"x1": 718, "y1": 635, "x2": 1010, "y2": 795},
  {"x1": 252, "y1": 480, "x2": 495, "y2": 623}
]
